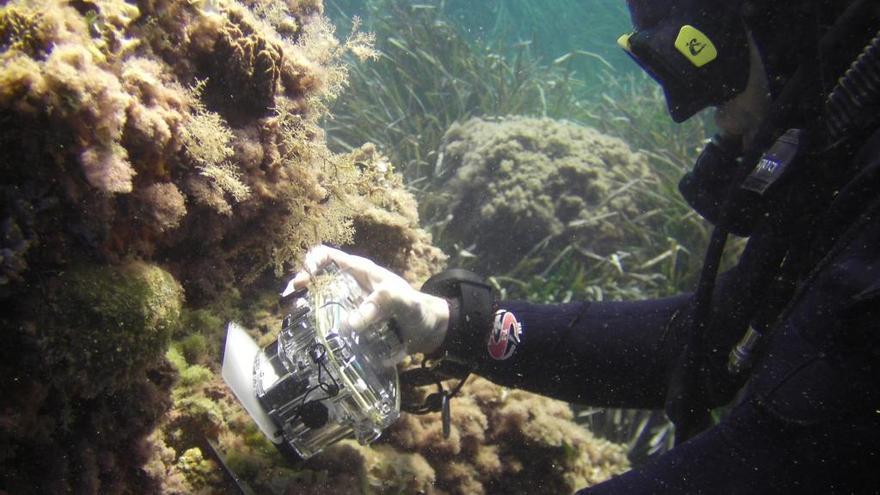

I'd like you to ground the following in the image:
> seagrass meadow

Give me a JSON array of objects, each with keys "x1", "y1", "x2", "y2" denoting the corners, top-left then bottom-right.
[{"x1": 0, "y1": 0, "x2": 719, "y2": 493}]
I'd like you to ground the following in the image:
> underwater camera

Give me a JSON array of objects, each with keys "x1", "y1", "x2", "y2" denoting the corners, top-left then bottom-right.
[{"x1": 221, "y1": 264, "x2": 404, "y2": 459}]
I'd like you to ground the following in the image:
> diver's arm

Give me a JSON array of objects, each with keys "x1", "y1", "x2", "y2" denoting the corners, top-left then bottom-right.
[
  {"x1": 292, "y1": 245, "x2": 698, "y2": 409},
  {"x1": 437, "y1": 292, "x2": 693, "y2": 409}
]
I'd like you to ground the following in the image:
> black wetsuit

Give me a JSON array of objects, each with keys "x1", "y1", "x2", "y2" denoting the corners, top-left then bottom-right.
[{"x1": 448, "y1": 129, "x2": 880, "y2": 493}]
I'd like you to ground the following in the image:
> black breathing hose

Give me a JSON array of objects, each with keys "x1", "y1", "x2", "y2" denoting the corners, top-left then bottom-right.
[{"x1": 827, "y1": 29, "x2": 880, "y2": 141}]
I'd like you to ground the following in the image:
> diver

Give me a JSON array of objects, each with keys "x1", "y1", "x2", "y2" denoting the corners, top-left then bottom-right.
[{"x1": 291, "y1": 0, "x2": 880, "y2": 492}]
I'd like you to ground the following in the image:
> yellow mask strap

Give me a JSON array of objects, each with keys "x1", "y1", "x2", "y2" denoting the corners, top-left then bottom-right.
[{"x1": 617, "y1": 33, "x2": 633, "y2": 52}]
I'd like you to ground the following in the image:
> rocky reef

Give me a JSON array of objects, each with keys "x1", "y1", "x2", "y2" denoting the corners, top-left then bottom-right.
[
  {"x1": 189, "y1": 374, "x2": 630, "y2": 495},
  {"x1": 1, "y1": 260, "x2": 182, "y2": 493},
  {"x1": 0, "y1": 0, "x2": 441, "y2": 299},
  {"x1": 0, "y1": 1, "x2": 630, "y2": 493},
  {"x1": 429, "y1": 116, "x2": 656, "y2": 274},
  {"x1": 0, "y1": 0, "x2": 442, "y2": 492},
  {"x1": 380, "y1": 376, "x2": 630, "y2": 494}
]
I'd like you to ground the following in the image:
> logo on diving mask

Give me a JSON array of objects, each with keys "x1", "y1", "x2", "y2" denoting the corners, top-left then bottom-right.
[
  {"x1": 674, "y1": 25, "x2": 718, "y2": 68},
  {"x1": 688, "y1": 39, "x2": 707, "y2": 56}
]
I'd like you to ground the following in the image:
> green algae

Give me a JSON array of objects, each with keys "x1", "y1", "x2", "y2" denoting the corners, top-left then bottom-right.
[
  {"x1": 177, "y1": 446, "x2": 223, "y2": 489},
  {"x1": 43, "y1": 261, "x2": 183, "y2": 395}
]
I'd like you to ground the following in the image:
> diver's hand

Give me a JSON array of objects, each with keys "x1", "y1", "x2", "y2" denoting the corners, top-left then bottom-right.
[{"x1": 285, "y1": 245, "x2": 449, "y2": 356}]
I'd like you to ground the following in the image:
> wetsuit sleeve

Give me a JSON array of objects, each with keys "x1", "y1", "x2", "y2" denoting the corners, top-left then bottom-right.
[{"x1": 467, "y1": 294, "x2": 692, "y2": 409}]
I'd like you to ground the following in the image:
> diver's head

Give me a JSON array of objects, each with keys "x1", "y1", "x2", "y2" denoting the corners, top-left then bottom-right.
[
  {"x1": 619, "y1": 0, "x2": 829, "y2": 137},
  {"x1": 620, "y1": 0, "x2": 754, "y2": 124}
]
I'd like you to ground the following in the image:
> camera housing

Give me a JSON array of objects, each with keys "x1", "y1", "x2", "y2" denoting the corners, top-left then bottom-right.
[{"x1": 222, "y1": 265, "x2": 403, "y2": 459}]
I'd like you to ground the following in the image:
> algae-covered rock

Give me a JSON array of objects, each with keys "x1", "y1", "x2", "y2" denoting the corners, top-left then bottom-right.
[
  {"x1": 269, "y1": 376, "x2": 630, "y2": 495},
  {"x1": 0, "y1": 0, "x2": 402, "y2": 304},
  {"x1": 346, "y1": 143, "x2": 447, "y2": 284},
  {"x1": 432, "y1": 116, "x2": 655, "y2": 273},
  {"x1": 0, "y1": 261, "x2": 180, "y2": 493},
  {"x1": 176, "y1": 447, "x2": 223, "y2": 489},
  {"x1": 386, "y1": 377, "x2": 630, "y2": 495},
  {"x1": 285, "y1": 441, "x2": 436, "y2": 494},
  {"x1": 188, "y1": 7, "x2": 284, "y2": 118},
  {"x1": 41, "y1": 261, "x2": 183, "y2": 396},
  {"x1": 0, "y1": 0, "x2": 444, "y2": 492},
  {"x1": 0, "y1": 261, "x2": 182, "y2": 492}
]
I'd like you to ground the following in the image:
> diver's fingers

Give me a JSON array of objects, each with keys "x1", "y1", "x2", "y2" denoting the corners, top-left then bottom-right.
[
  {"x1": 302, "y1": 245, "x2": 338, "y2": 276},
  {"x1": 292, "y1": 245, "x2": 392, "y2": 292},
  {"x1": 346, "y1": 284, "x2": 395, "y2": 332},
  {"x1": 287, "y1": 245, "x2": 340, "y2": 290},
  {"x1": 286, "y1": 271, "x2": 310, "y2": 291},
  {"x1": 330, "y1": 249, "x2": 386, "y2": 287},
  {"x1": 312, "y1": 245, "x2": 391, "y2": 289}
]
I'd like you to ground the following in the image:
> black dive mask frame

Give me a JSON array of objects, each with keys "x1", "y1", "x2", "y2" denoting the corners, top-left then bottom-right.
[{"x1": 620, "y1": 1, "x2": 751, "y2": 122}]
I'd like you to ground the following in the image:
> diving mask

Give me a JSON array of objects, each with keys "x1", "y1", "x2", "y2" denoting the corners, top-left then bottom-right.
[{"x1": 620, "y1": 0, "x2": 751, "y2": 122}]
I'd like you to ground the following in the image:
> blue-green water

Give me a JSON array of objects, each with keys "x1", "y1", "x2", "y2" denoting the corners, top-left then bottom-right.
[
  {"x1": 327, "y1": 0, "x2": 638, "y2": 90},
  {"x1": 321, "y1": 0, "x2": 683, "y2": 187}
]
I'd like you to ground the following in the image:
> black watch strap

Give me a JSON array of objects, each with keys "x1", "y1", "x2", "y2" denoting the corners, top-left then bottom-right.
[{"x1": 421, "y1": 269, "x2": 494, "y2": 365}]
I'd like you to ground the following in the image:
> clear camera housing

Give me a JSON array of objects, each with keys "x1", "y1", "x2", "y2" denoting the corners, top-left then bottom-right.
[{"x1": 223, "y1": 265, "x2": 403, "y2": 459}]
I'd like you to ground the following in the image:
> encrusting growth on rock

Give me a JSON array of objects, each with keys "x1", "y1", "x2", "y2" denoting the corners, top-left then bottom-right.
[
  {"x1": 291, "y1": 376, "x2": 630, "y2": 495},
  {"x1": 431, "y1": 116, "x2": 656, "y2": 273}
]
